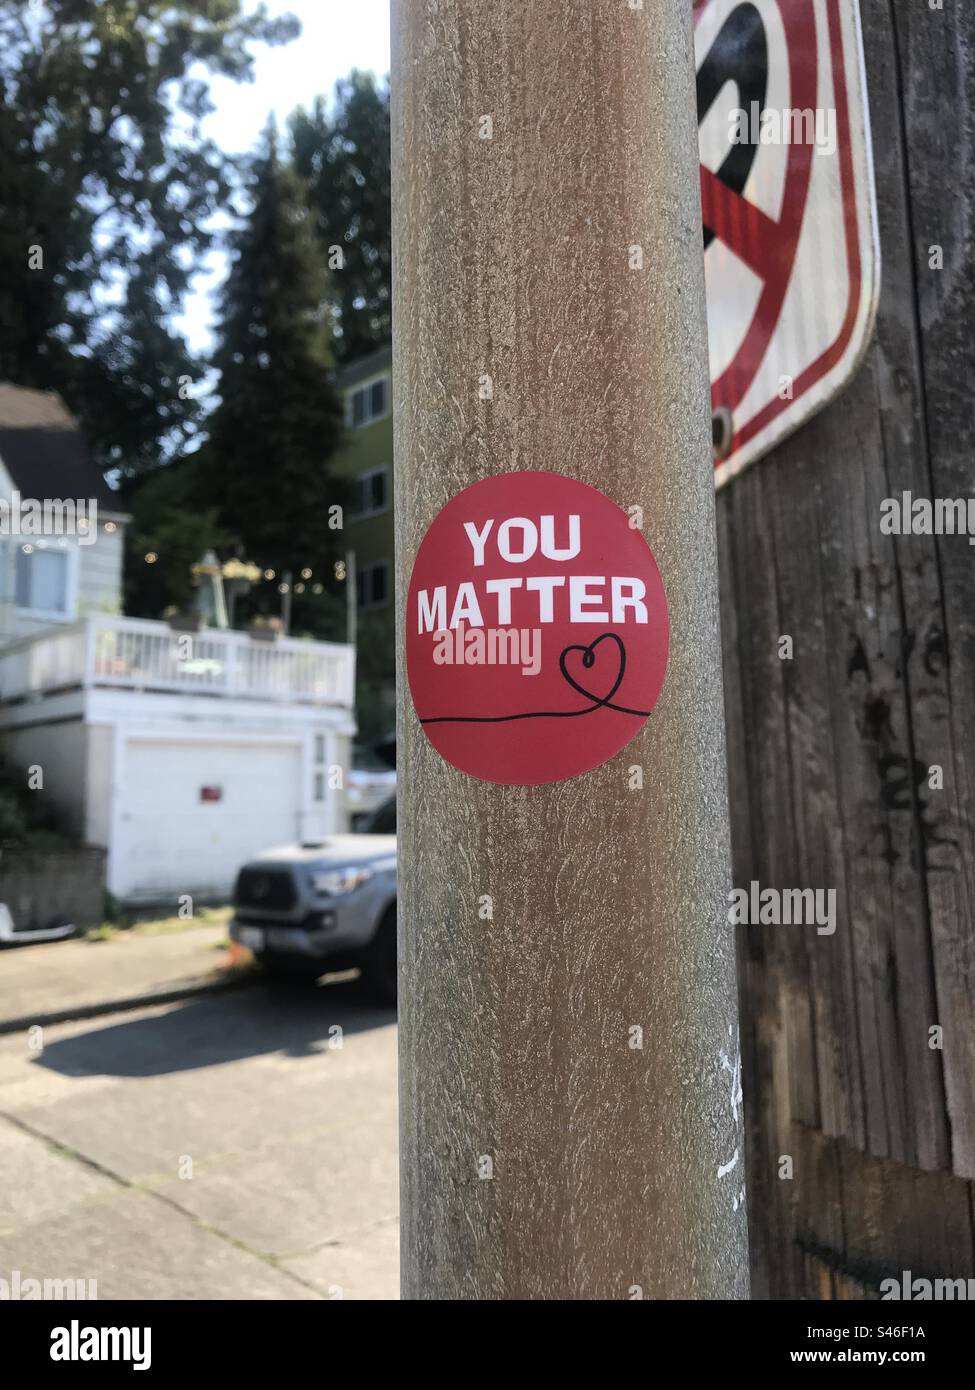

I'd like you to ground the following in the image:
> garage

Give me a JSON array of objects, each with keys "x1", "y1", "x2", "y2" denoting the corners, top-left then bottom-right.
[{"x1": 116, "y1": 737, "x2": 304, "y2": 903}]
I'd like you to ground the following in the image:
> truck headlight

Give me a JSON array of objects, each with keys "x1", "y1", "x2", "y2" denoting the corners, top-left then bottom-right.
[{"x1": 310, "y1": 867, "x2": 374, "y2": 897}]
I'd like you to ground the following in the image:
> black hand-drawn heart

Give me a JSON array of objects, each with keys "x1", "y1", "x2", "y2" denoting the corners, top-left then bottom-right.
[
  {"x1": 696, "y1": 1, "x2": 769, "y2": 250},
  {"x1": 418, "y1": 632, "x2": 652, "y2": 724},
  {"x1": 559, "y1": 632, "x2": 626, "y2": 709}
]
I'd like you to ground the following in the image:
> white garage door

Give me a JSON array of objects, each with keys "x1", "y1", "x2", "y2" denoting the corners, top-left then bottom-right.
[{"x1": 117, "y1": 738, "x2": 302, "y2": 902}]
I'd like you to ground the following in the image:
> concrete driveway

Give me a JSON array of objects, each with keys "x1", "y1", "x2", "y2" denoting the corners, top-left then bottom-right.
[{"x1": 0, "y1": 979, "x2": 399, "y2": 1299}]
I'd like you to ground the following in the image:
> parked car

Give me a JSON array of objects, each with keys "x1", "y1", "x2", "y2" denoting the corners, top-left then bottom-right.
[
  {"x1": 345, "y1": 766, "x2": 397, "y2": 829},
  {"x1": 230, "y1": 796, "x2": 397, "y2": 1003}
]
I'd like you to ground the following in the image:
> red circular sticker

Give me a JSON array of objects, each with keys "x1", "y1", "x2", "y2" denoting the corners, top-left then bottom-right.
[{"x1": 406, "y1": 471, "x2": 669, "y2": 785}]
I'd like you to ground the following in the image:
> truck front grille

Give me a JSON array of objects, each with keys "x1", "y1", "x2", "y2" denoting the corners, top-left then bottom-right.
[{"x1": 234, "y1": 867, "x2": 297, "y2": 912}]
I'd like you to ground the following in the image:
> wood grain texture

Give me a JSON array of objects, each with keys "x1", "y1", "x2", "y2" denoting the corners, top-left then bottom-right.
[
  {"x1": 719, "y1": 0, "x2": 975, "y2": 1298},
  {"x1": 392, "y1": 0, "x2": 748, "y2": 1298}
]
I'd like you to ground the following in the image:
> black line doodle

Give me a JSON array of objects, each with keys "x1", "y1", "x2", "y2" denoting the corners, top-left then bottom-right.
[{"x1": 418, "y1": 632, "x2": 652, "y2": 725}]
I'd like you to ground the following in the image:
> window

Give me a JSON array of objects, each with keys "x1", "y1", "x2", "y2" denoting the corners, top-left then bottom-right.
[
  {"x1": 356, "y1": 560, "x2": 390, "y2": 609},
  {"x1": 348, "y1": 466, "x2": 390, "y2": 520},
  {"x1": 347, "y1": 375, "x2": 389, "y2": 429},
  {"x1": 15, "y1": 546, "x2": 71, "y2": 617},
  {"x1": 371, "y1": 564, "x2": 389, "y2": 605}
]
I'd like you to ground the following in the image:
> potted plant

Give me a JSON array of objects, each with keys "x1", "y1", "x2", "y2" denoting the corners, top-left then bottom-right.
[
  {"x1": 248, "y1": 614, "x2": 284, "y2": 642},
  {"x1": 164, "y1": 606, "x2": 205, "y2": 633}
]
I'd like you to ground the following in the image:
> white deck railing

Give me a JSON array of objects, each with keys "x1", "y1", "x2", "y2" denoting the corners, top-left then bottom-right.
[{"x1": 0, "y1": 614, "x2": 355, "y2": 708}]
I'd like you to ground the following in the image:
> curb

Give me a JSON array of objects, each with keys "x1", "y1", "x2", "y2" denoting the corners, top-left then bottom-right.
[{"x1": 0, "y1": 967, "x2": 261, "y2": 1036}]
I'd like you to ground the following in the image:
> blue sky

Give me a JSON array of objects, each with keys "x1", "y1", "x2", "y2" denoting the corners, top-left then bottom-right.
[{"x1": 175, "y1": 0, "x2": 391, "y2": 354}]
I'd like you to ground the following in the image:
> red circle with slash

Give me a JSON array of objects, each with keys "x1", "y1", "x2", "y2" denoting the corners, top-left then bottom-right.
[{"x1": 696, "y1": 0, "x2": 819, "y2": 415}]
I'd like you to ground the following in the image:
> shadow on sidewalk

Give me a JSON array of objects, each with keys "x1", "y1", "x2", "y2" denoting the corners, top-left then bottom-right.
[{"x1": 32, "y1": 976, "x2": 395, "y2": 1080}]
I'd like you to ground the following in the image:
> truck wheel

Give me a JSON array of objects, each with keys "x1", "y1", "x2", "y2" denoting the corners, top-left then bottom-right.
[
  {"x1": 256, "y1": 953, "x2": 325, "y2": 985},
  {"x1": 360, "y1": 906, "x2": 397, "y2": 1007}
]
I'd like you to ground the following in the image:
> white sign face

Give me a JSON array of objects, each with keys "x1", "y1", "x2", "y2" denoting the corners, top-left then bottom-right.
[{"x1": 694, "y1": 0, "x2": 880, "y2": 486}]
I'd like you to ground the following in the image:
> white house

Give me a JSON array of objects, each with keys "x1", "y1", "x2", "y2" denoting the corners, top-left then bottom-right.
[{"x1": 0, "y1": 385, "x2": 355, "y2": 907}]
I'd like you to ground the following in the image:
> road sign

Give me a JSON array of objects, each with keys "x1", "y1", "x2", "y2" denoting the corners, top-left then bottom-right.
[{"x1": 695, "y1": 0, "x2": 880, "y2": 485}]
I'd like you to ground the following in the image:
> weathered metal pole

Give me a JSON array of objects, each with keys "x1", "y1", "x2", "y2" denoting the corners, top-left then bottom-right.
[{"x1": 392, "y1": 0, "x2": 747, "y2": 1299}]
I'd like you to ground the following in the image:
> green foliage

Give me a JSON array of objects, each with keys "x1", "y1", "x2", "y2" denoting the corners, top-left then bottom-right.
[
  {"x1": 125, "y1": 72, "x2": 396, "y2": 620},
  {"x1": 0, "y1": 785, "x2": 26, "y2": 844},
  {"x1": 0, "y1": 0, "x2": 299, "y2": 475},
  {"x1": 354, "y1": 611, "x2": 396, "y2": 748},
  {"x1": 291, "y1": 70, "x2": 391, "y2": 362},
  {"x1": 122, "y1": 457, "x2": 230, "y2": 618},
  {"x1": 2, "y1": 0, "x2": 389, "y2": 619},
  {"x1": 85, "y1": 923, "x2": 120, "y2": 942},
  {"x1": 196, "y1": 123, "x2": 346, "y2": 578},
  {"x1": 0, "y1": 766, "x2": 72, "y2": 848}
]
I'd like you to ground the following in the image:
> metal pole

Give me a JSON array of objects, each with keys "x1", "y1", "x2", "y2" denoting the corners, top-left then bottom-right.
[
  {"x1": 345, "y1": 549, "x2": 357, "y2": 649},
  {"x1": 392, "y1": 0, "x2": 747, "y2": 1299},
  {"x1": 280, "y1": 569, "x2": 292, "y2": 635}
]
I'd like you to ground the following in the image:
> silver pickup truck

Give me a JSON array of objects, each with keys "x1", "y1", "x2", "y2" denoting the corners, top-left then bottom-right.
[{"x1": 230, "y1": 796, "x2": 397, "y2": 1004}]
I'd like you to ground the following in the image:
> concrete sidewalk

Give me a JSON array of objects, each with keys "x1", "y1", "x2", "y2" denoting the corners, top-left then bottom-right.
[
  {"x1": 0, "y1": 924, "x2": 255, "y2": 1034},
  {"x1": 0, "y1": 983, "x2": 399, "y2": 1299}
]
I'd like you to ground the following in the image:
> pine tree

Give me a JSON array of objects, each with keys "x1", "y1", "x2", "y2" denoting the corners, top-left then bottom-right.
[
  {"x1": 0, "y1": 0, "x2": 299, "y2": 475},
  {"x1": 291, "y1": 71, "x2": 391, "y2": 361},
  {"x1": 199, "y1": 123, "x2": 345, "y2": 584}
]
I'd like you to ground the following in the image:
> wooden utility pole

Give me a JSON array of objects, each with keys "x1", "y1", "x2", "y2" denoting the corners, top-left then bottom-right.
[
  {"x1": 392, "y1": 0, "x2": 748, "y2": 1298},
  {"x1": 719, "y1": 0, "x2": 975, "y2": 1298}
]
